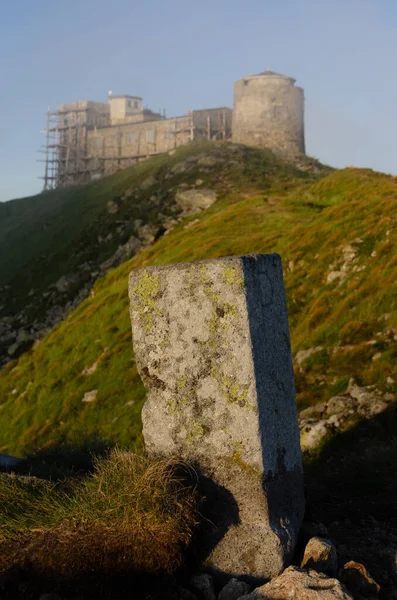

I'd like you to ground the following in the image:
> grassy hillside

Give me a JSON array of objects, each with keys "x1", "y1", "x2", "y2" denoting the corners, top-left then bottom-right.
[
  {"x1": 0, "y1": 141, "x2": 321, "y2": 366},
  {"x1": 0, "y1": 141, "x2": 313, "y2": 316},
  {"x1": 0, "y1": 145, "x2": 396, "y2": 455}
]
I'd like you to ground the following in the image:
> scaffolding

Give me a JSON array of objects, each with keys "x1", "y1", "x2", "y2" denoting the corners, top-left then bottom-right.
[
  {"x1": 40, "y1": 104, "x2": 93, "y2": 190},
  {"x1": 39, "y1": 105, "x2": 231, "y2": 190}
]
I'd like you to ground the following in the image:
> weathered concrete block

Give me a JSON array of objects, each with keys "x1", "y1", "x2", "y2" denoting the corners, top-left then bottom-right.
[{"x1": 128, "y1": 254, "x2": 304, "y2": 580}]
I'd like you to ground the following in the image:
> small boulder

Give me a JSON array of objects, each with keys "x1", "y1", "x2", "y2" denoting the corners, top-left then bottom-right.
[
  {"x1": 82, "y1": 359, "x2": 99, "y2": 376},
  {"x1": 107, "y1": 200, "x2": 119, "y2": 214},
  {"x1": 197, "y1": 156, "x2": 221, "y2": 167},
  {"x1": 218, "y1": 578, "x2": 251, "y2": 600},
  {"x1": 238, "y1": 566, "x2": 353, "y2": 599},
  {"x1": 339, "y1": 561, "x2": 380, "y2": 596},
  {"x1": 190, "y1": 574, "x2": 216, "y2": 600},
  {"x1": 301, "y1": 537, "x2": 337, "y2": 576},
  {"x1": 82, "y1": 389, "x2": 98, "y2": 403},
  {"x1": 175, "y1": 189, "x2": 217, "y2": 215},
  {"x1": 295, "y1": 347, "x2": 324, "y2": 367},
  {"x1": 171, "y1": 161, "x2": 188, "y2": 175}
]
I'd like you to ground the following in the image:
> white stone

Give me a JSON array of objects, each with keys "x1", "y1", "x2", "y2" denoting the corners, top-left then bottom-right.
[
  {"x1": 82, "y1": 389, "x2": 98, "y2": 403},
  {"x1": 239, "y1": 567, "x2": 353, "y2": 599}
]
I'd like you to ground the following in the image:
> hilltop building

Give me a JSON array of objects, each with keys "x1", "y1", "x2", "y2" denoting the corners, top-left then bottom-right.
[
  {"x1": 232, "y1": 70, "x2": 305, "y2": 157},
  {"x1": 42, "y1": 70, "x2": 305, "y2": 189}
]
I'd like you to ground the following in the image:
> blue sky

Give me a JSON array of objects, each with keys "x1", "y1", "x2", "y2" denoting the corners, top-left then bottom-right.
[{"x1": 1, "y1": 0, "x2": 397, "y2": 202}]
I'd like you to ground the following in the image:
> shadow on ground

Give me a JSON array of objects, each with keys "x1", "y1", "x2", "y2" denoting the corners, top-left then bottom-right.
[
  {"x1": 1, "y1": 404, "x2": 397, "y2": 598},
  {"x1": 301, "y1": 401, "x2": 397, "y2": 597}
]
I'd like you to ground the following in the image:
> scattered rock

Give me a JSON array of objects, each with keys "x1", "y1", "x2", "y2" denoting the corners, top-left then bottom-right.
[
  {"x1": 82, "y1": 358, "x2": 99, "y2": 375},
  {"x1": 295, "y1": 347, "x2": 324, "y2": 366},
  {"x1": 16, "y1": 329, "x2": 33, "y2": 344},
  {"x1": 299, "y1": 384, "x2": 394, "y2": 450},
  {"x1": 326, "y1": 244, "x2": 358, "y2": 285},
  {"x1": 190, "y1": 574, "x2": 216, "y2": 600},
  {"x1": 137, "y1": 224, "x2": 161, "y2": 244},
  {"x1": 175, "y1": 189, "x2": 217, "y2": 215},
  {"x1": 197, "y1": 156, "x2": 221, "y2": 167},
  {"x1": 171, "y1": 162, "x2": 188, "y2": 175},
  {"x1": 218, "y1": 577, "x2": 251, "y2": 600},
  {"x1": 107, "y1": 199, "x2": 119, "y2": 214},
  {"x1": 300, "y1": 418, "x2": 332, "y2": 450},
  {"x1": 339, "y1": 561, "x2": 380, "y2": 596},
  {"x1": 301, "y1": 537, "x2": 337, "y2": 576},
  {"x1": 82, "y1": 389, "x2": 98, "y2": 403},
  {"x1": 239, "y1": 566, "x2": 353, "y2": 599},
  {"x1": 81, "y1": 347, "x2": 108, "y2": 375},
  {"x1": 7, "y1": 341, "x2": 20, "y2": 356},
  {"x1": 54, "y1": 273, "x2": 79, "y2": 293},
  {"x1": 100, "y1": 235, "x2": 142, "y2": 271},
  {"x1": 184, "y1": 218, "x2": 200, "y2": 230}
]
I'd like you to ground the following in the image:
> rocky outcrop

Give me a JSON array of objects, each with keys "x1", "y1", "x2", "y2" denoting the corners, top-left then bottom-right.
[
  {"x1": 299, "y1": 383, "x2": 395, "y2": 450},
  {"x1": 238, "y1": 567, "x2": 353, "y2": 599},
  {"x1": 175, "y1": 189, "x2": 217, "y2": 215},
  {"x1": 301, "y1": 537, "x2": 337, "y2": 577}
]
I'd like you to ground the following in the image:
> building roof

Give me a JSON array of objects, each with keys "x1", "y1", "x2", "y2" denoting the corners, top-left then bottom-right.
[
  {"x1": 108, "y1": 95, "x2": 142, "y2": 100},
  {"x1": 245, "y1": 69, "x2": 296, "y2": 83}
]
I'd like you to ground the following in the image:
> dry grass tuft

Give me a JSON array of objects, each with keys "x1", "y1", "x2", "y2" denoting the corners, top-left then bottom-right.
[{"x1": 0, "y1": 449, "x2": 198, "y2": 583}]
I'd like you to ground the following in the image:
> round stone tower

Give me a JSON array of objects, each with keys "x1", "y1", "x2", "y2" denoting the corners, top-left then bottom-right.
[{"x1": 232, "y1": 69, "x2": 305, "y2": 157}]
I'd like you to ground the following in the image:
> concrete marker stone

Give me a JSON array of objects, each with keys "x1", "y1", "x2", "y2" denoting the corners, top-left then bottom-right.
[{"x1": 128, "y1": 254, "x2": 304, "y2": 580}]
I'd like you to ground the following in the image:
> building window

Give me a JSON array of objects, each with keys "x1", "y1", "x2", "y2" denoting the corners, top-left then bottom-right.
[
  {"x1": 127, "y1": 100, "x2": 132, "y2": 108},
  {"x1": 146, "y1": 129, "x2": 155, "y2": 142},
  {"x1": 134, "y1": 101, "x2": 139, "y2": 109},
  {"x1": 125, "y1": 132, "x2": 137, "y2": 144},
  {"x1": 92, "y1": 137, "x2": 102, "y2": 150}
]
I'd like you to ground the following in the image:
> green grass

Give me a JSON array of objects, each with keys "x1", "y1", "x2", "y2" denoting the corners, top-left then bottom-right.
[
  {"x1": 0, "y1": 144, "x2": 396, "y2": 454},
  {"x1": 0, "y1": 141, "x2": 312, "y2": 318}
]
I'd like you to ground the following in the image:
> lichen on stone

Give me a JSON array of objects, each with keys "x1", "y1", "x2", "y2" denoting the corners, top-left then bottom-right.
[
  {"x1": 130, "y1": 270, "x2": 162, "y2": 332},
  {"x1": 186, "y1": 421, "x2": 205, "y2": 446},
  {"x1": 211, "y1": 367, "x2": 251, "y2": 408},
  {"x1": 176, "y1": 375, "x2": 188, "y2": 389},
  {"x1": 222, "y1": 266, "x2": 244, "y2": 286}
]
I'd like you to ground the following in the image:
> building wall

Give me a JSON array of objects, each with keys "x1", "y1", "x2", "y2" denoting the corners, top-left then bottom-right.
[
  {"x1": 86, "y1": 114, "x2": 194, "y2": 176},
  {"x1": 109, "y1": 96, "x2": 143, "y2": 125},
  {"x1": 58, "y1": 101, "x2": 109, "y2": 128},
  {"x1": 81, "y1": 108, "x2": 232, "y2": 180},
  {"x1": 46, "y1": 70, "x2": 306, "y2": 189},
  {"x1": 232, "y1": 74, "x2": 305, "y2": 157},
  {"x1": 118, "y1": 110, "x2": 162, "y2": 125}
]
